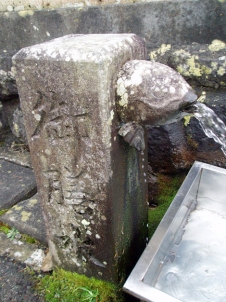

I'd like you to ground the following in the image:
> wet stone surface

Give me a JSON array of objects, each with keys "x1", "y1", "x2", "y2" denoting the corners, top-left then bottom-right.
[{"x1": 0, "y1": 159, "x2": 36, "y2": 210}]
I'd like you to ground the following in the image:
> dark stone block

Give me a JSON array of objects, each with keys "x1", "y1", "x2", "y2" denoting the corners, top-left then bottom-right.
[
  {"x1": 0, "y1": 159, "x2": 36, "y2": 210},
  {"x1": 0, "y1": 50, "x2": 18, "y2": 99}
]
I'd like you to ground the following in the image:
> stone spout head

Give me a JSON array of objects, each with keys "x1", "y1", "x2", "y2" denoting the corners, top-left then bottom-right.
[{"x1": 116, "y1": 60, "x2": 197, "y2": 151}]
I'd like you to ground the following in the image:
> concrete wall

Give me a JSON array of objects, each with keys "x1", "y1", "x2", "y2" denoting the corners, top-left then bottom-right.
[
  {"x1": 1, "y1": 0, "x2": 226, "y2": 54},
  {"x1": 0, "y1": 0, "x2": 161, "y2": 12}
]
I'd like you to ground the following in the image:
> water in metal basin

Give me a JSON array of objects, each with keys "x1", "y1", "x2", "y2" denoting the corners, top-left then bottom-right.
[{"x1": 155, "y1": 197, "x2": 226, "y2": 302}]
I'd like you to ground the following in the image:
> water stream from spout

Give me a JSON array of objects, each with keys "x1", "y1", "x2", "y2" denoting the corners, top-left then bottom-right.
[{"x1": 188, "y1": 102, "x2": 226, "y2": 156}]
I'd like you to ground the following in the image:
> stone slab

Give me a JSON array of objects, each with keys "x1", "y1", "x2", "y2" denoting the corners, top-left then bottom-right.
[
  {"x1": 0, "y1": 147, "x2": 32, "y2": 167},
  {"x1": 0, "y1": 232, "x2": 45, "y2": 270},
  {"x1": 0, "y1": 193, "x2": 47, "y2": 244},
  {"x1": 0, "y1": 159, "x2": 36, "y2": 210}
]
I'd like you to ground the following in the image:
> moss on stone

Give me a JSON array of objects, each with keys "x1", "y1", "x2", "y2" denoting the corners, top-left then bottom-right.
[
  {"x1": 148, "y1": 173, "x2": 186, "y2": 238},
  {"x1": 0, "y1": 209, "x2": 8, "y2": 216},
  {"x1": 0, "y1": 223, "x2": 10, "y2": 234},
  {"x1": 37, "y1": 268, "x2": 123, "y2": 302}
]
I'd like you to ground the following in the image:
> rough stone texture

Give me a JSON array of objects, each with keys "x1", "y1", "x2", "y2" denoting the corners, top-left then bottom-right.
[
  {"x1": 149, "y1": 40, "x2": 226, "y2": 88},
  {"x1": 0, "y1": 50, "x2": 18, "y2": 99},
  {"x1": 0, "y1": 256, "x2": 44, "y2": 302},
  {"x1": 0, "y1": 0, "x2": 154, "y2": 12},
  {"x1": 1, "y1": 98, "x2": 28, "y2": 144},
  {"x1": 0, "y1": 147, "x2": 32, "y2": 167},
  {"x1": 0, "y1": 232, "x2": 44, "y2": 267},
  {"x1": 0, "y1": 159, "x2": 37, "y2": 210},
  {"x1": 169, "y1": 41, "x2": 226, "y2": 89},
  {"x1": 0, "y1": 254, "x2": 44, "y2": 302},
  {"x1": 0, "y1": 101, "x2": 5, "y2": 136},
  {"x1": 148, "y1": 91, "x2": 226, "y2": 175},
  {"x1": 116, "y1": 60, "x2": 197, "y2": 151},
  {"x1": 11, "y1": 106, "x2": 28, "y2": 143},
  {"x1": 117, "y1": 61, "x2": 197, "y2": 127},
  {"x1": 13, "y1": 34, "x2": 148, "y2": 282},
  {"x1": 147, "y1": 41, "x2": 226, "y2": 179},
  {"x1": 1, "y1": 99, "x2": 19, "y2": 130},
  {"x1": 0, "y1": 193, "x2": 47, "y2": 244}
]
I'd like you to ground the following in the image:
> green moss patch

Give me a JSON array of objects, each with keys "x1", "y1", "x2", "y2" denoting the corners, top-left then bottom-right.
[
  {"x1": 0, "y1": 209, "x2": 8, "y2": 216},
  {"x1": 148, "y1": 173, "x2": 186, "y2": 238},
  {"x1": 0, "y1": 209, "x2": 11, "y2": 234},
  {"x1": 37, "y1": 268, "x2": 123, "y2": 302},
  {"x1": 21, "y1": 233, "x2": 40, "y2": 245},
  {"x1": 0, "y1": 223, "x2": 10, "y2": 234}
]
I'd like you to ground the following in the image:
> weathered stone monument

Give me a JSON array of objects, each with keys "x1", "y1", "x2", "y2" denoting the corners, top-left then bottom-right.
[{"x1": 13, "y1": 34, "x2": 148, "y2": 282}]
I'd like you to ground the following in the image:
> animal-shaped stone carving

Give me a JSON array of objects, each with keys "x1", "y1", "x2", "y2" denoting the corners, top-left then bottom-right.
[{"x1": 116, "y1": 60, "x2": 197, "y2": 151}]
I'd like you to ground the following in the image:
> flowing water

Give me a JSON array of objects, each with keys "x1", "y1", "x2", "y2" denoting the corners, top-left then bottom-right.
[{"x1": 188, "y1": 102, "x2": 226, "y2": 155}]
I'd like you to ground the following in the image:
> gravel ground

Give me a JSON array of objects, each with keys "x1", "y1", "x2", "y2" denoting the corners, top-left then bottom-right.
[{"x1": 0, "y1": 255, "x2": 44, "y2": 302}]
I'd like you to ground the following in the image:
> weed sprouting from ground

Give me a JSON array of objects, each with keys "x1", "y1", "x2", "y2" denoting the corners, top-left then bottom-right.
[
  {"x1": 6, "y1": 227, "x2": 19, "y2": 239},
  {"x1": 37, "y1": 268, "x2": 124, "y2": 302}
]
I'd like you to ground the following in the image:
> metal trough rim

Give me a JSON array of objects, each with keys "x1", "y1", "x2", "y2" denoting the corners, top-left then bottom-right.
[{"x1": 123, "y1": 161, "x2": 226, "y2": 302}]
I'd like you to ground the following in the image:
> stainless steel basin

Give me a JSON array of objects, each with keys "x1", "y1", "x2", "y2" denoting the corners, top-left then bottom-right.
[{"x1": 124, "y1": 161, "x2": 226, "y2": 302}]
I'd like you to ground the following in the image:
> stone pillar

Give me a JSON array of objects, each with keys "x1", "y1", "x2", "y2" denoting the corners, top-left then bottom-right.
[{"x1": 13, "y1": 34, "x2": 148, "y2": 282}]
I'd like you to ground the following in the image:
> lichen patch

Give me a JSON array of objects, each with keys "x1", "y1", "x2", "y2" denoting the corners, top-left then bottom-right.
[
  {"x1": 21, "y1": 211, "x2": 31, "y2": 222},
  {"x1": 29, "y1": 199, "x2": 38, "y2": 206},
  {"x1": 184, "y1": 115, "x2": 191, "y2": 127},
  {"x1": 217, "y1": 66, "x2": 226, "y2": 76},
  {"x1": 14, "y1": 205, "x2": 22, "y2": 211},
  {"x1": 208, "y1": 40, "x2": 226, "y2": 52},
  {"x1": 18, "y1": 10, "x2": 34, "y2": 17},
  {"x1": 149, "y1": 44, "x2": 171, "y2": 60}
]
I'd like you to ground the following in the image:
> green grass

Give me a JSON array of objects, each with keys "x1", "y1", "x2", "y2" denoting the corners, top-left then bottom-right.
[
  {"x1": 148, "y1": 173, "x2": 186, "y2": 238},
  {"x1": 37, "y1": 269, "x2": 123, "y2": 302}
]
